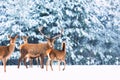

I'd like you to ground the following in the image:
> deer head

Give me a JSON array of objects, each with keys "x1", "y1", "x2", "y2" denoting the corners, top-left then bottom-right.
[
  {"x1": 38, "y1": 27, "x2": 63, "y2": 48},
  {"x1": 22, "y1": 36, "x2": 29, "y2": 44},
  {"x1": 8, "y1": 35, "x2": 18, "y2": 45}
]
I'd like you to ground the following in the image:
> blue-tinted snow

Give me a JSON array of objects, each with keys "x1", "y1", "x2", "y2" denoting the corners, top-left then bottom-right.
[{"x1": 0, "y1": 0, "x2": 120, "y2": 65}]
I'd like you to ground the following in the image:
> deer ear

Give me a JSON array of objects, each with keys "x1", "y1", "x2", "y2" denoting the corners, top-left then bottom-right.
[
  {"x1": 26, "y1": 36, "x2": 29, "y2": 39},
  {"x1": 22, "y1": 36, "x2": 25, "y2": 39},
  {"x1": 22, "y1": 36, "x2": 24, "y2": 39},
  {"x1": 8, "y1": 35, "x2": 11, "y2": 38},
  {"x1": 15, "y1": 35, "x2": 18, "y2": 38},
  {"x1": 22, "y1": 36, "x2": 29, "y2": 39}
]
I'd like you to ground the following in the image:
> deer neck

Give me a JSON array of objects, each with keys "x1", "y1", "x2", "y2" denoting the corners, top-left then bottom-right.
[
  {"x1": 47, "y1": 43, "x2": 53, "y2": 49},
  {"x1": 8, "y1": 44, "x2": 15, "y2": 53}
]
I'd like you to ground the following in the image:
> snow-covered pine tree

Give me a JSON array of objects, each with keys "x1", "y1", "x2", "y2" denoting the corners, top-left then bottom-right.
[{"x1": 0, "y1": 0, "x2": 120, "y2": 65}]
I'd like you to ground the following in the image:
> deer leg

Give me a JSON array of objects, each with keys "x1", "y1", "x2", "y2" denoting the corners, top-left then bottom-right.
[
  {"x1": 18, "y1": 54, "x2": 25, "y2": 68},
  {"x1": 2, "y1": 58, "x2": 7, "y2": 72},
  {"x1": 58, "y1": 61, "x2": 61, "y2": 71},
  {"x1": 46, "y1": 59, "x2": 50, "y2": 71},
  {"x1": 29, "y1": 58, "x2": 33, "y2": 68},
  {"x1": 40, "y1": 54, "x2": 44, "y2": 69},
  {"x1": 24, "y1": 57, "x2": 28, "y2": 68},
  {"x1": 62, "y1": 60, "x2": 66, "y2": 71},
  {"x1": 50, "y1": 60, "x2": 53, "y2": 71},
  {"x1": 39, "y1": 57, "x2": 41, "y2": 68},
  {"x1": 36, "y1": 57, "x2": 39, "y2": 67},
  {"x1": 39, "y1": 57, "x2": 41, "y2": 67},
  {"x1": 38, "y1": 57, "x2": 40, "y2": 67},
  {"x1": 18, "y1": 56, "x2": 23, "y2": 68}
]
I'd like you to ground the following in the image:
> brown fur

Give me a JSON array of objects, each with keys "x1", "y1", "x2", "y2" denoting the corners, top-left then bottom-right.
[
  {"x1": 18, "y1": 27, "x2": 63, "y2": 69},
  {"x1": 0, "y1": 35, "x2": 18, "y2": 72},
  {"x1": 18, "y1": 40, "x2": 53, "y2": 68},
  {"x1": 19, "y1": 36, "x2": 40, "y2": 68},
  {"x1": 46, "y1": 42, "x2": 66, "y2": 71}
]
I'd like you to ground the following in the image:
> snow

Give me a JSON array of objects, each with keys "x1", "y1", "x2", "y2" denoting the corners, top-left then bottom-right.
[{"x1": 0, "y1": 65, "x2": 120, "y2": 80}]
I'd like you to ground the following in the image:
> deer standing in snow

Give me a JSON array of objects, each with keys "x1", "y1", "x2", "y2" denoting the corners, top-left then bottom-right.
[
  {"x1": 0, "y1": 35, "x2": 18, "y2": 72},
  {"x1": 18, "y1": 27, "x2": 63, "y2": 69},
  {"x1": 19, "y1": 36, "x2": 40, "y2": 67},
  {"x1": 46, "y1": 42, "x2": 66, "y2": 71}
]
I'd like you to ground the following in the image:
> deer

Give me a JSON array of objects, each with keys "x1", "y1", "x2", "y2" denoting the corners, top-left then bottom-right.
[
  {"x1": 46, "y1": 42, "x2": 66, "y2": 71},
  {"x1": 19, "y1": 36, "x2": 40, "y2": 67},
  {"x1": 18, "y1": 27, "x2": 63, "y2": 69},
  {"x1": 19, "y1": 36, "x2": 28, "y2": 50},
  {"x1": 0, "y1": 35, "x2": 18, "y2": 72}
]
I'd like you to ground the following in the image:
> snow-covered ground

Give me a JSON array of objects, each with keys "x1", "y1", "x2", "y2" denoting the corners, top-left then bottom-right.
[{"x1": 0, "y1": 65, "x2": 120, "y2": 80}]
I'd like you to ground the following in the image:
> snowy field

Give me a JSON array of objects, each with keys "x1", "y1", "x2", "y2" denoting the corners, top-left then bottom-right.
[{"x1": 0, "y1": 65, "x2": 120, "y2": 80}]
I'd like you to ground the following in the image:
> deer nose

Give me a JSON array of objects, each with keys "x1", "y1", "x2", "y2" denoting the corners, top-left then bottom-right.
[
  {"x1": 11, "y1": 40, "x2": 14, "y2": 43},
  {"x1": 50, "y1": 45, "x2": 53, "y2": 48}
]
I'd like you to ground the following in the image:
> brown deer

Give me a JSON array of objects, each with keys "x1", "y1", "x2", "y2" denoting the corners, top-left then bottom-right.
[
  {"x1": 46, "y1": 42, "x2": 66, "y2": 71},
  {"x1": 19, "y1": 36, "x2": 40, "y2": 67},
  {"x1": 18, "y1": 27, "x2": 63, "y2": 69},
  {"x1": 0, "y1": 35, "x2": 18, "y2": 72}
]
